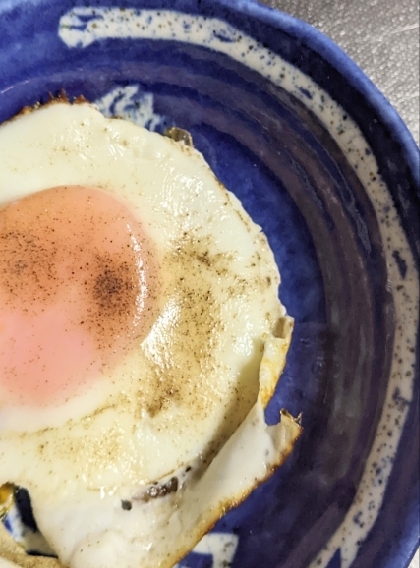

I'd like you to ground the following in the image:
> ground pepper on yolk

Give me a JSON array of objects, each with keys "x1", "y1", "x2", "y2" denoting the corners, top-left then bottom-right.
[{"x1": 0, "y1": 185, "x2": 158, "y2": 406}]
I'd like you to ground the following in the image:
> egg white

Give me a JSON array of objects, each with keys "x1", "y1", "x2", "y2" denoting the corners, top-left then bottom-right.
[{"x1": 0, "y1": 102, "x2": 301, "y2": 568}]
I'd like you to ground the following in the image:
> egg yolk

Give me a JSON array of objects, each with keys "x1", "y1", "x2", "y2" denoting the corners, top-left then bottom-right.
[{"x1": 0, "y1": 185, "x2": 158, "y2": 406}]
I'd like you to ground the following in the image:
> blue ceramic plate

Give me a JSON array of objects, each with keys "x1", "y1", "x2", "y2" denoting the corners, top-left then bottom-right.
[{"x1": 0, "y1": 1, "x2": 419, "y2": 567}]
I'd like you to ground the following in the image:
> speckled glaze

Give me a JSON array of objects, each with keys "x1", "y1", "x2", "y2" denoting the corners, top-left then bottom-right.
[{"x1": 0, "y1": 1, "x2": 418, "y2": 568}]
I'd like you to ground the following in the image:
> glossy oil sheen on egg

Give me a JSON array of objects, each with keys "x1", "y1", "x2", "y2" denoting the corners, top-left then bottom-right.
[
  {"x1": 0, "y1": 185, "x2": 158, "y2": 406},
  {"x1": 0, "y1": 102, "x2": 300, "y2": 568},
  {"x1": 0, "y1": 102, "x2": 283, "y2": 488}
]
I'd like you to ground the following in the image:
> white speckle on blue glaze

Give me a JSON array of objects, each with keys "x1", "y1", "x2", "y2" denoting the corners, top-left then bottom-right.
[
  {"x1": 174, "y1": 533, "x2": 239, "y2": 568},
  {"x1": 95, "y1": 85, "x2": 168, "y2": 130},
  {"x1": 57, "y1": 8, "x2": 419, "y2": 568}
]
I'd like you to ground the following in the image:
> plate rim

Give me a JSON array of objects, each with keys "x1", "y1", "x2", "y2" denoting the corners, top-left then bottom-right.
[{"x1": 0, "y1": 1, "x2": 418, "y2": 567}]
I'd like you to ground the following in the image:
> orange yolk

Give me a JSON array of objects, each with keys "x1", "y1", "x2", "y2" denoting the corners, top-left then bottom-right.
[{"x1": 0, "y1": 185, "x2": 158, "y2": 406}]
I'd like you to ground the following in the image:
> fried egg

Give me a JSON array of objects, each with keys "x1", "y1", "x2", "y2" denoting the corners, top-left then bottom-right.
[{"x1": 0, "y1": 101, "x2": 301, "y2": 568}]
